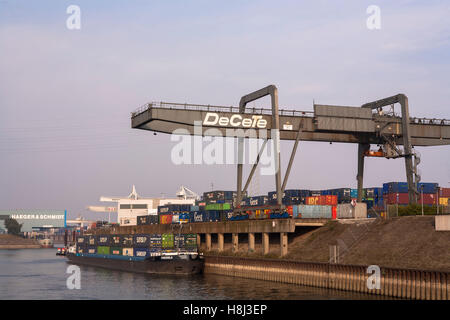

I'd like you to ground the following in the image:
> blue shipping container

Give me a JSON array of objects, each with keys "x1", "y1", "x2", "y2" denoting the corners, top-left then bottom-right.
[
  {"x1": 134, "y1": 248, "x2": 150, "y2": 258},
  {"x1": 297, "y1": 205, "x2": 332, "y2": 219}
]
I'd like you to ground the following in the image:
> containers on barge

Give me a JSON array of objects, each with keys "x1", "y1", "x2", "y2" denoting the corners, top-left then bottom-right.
[{"x1": 75, "y1": 233, "x2": 198, "y2": 259}]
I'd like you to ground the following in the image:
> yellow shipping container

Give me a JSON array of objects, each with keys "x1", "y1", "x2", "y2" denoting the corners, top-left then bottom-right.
[{"x1": 439, "y1": 197, "x2": 449, "y2": 205}]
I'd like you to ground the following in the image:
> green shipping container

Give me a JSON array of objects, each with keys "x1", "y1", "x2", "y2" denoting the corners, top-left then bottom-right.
[
  {"x1": 205, "y1": 203, "x2": 232, "y2": 211},
  {"x1": 110, "y1": 247, "x2": 122, "y2": 255},
  {"x1": 184, "y1": 234, "x2": 197, "y2": 247},
  {"x1": 162, "y1": 233, "x2": 174, "y2": 248},
  {"x1": 97, "y1": 246, "x2": 110, "y2": 255}
]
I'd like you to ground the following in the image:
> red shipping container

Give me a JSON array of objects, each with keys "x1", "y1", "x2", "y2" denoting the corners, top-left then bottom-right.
[
  {"x1": 286, "y1": 205, "x2": 293, "y2": 217},
  {"x1": 386, "y1": 193, "x2": 438, "y2": 205},
  {"x1": 418, "y1": 193, "x2": 437, "y2": 205},
  {"x1": 332, "y1": 206, "x2": 337, "y2": 219},
  {"x1": 386, "y1": 193, "x2": 409, "y2": 205},
  {"x1": 159, "y1": 214, "x2": 173, "y2": 224},
  {"x1": 440, "y1": 188, "x2": 450, "y2": 197}
]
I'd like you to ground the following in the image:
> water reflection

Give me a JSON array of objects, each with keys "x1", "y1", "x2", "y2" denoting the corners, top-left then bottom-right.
[{"x1": 0, "y1": 249, "x2": 387, "y2": 300}]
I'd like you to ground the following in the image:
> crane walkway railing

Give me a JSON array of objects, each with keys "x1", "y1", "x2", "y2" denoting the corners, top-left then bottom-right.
[
  {"x1": 131, "y1": 101, "x2": 450, "y2": 126},
  {"x1": 131, "y1": 101, "x2": 314, "y2": 119}
]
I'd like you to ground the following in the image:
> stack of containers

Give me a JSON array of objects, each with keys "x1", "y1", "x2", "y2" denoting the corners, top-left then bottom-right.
[
  {"x1": 268, "y1": 189, "x2": 310, "y2": 205},
  {"x1": 149, "y1": 234, "x2": 162, "y2": 253},
  {"x1": 75, "y1": 235, "x2": 87, "y2": 254},
  {"x1": 133, "y1": 234, "x2": 151, "y2": 258},
  {"x1": 383, "y1": 182, "x2": 439, "y2": 206},
  {"x1": 294, "y1": 195, "x2": 337, "y2": 219},
  {"x1": 203, "y1": 190, "x2": 240, "y2": 221},
  {"x1": 158, "y1": 204, "x2": 192, "y2": 224},
  {"x1": 97, "y1": 234, "x2": 111, "y2": 255},
  {"x1": 86, "y1": 235, "x2": 97, "y2": 254},
  {"x1": 189, "y1": 205, "x2": 206, "y2": 223}
]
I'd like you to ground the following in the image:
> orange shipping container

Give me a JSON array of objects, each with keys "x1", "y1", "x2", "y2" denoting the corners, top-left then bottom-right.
[
  {"x1": 332, "y1": 206, "x2": 337, "y2": 219},
  {"x1": 306, "y1": 195, "x2": 337, "y2": 206}
]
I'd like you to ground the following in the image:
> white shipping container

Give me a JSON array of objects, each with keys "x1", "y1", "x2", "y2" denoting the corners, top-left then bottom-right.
[
  {"x1": 337, "y1": 203, "x2": 367, "y2": 219},
  {"x1": 123, "y1": 248, "x2": 134, "y2": 256}
]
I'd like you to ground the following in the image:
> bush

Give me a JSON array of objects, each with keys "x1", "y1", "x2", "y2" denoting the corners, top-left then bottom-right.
[{"x1": 397, "y1": 204, "x2": 441, "y2": 216}]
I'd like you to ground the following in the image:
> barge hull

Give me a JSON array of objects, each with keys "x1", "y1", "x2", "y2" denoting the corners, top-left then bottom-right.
[{"x1": 67, "y1": 254, "x2": 203, "y2": 275}]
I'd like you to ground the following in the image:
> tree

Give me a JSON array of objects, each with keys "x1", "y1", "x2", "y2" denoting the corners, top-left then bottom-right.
[{"x1": 4, "y1": 218, "x2": 22, "y2": 235}]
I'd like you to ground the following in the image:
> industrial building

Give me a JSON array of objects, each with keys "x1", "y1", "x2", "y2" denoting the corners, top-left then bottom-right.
[
  {"x1": 0, "y1": 209, "x2": 66, "y2": 233},
  {"x1": 96, "y1": 185, "x2": 198, "y2": 226}
]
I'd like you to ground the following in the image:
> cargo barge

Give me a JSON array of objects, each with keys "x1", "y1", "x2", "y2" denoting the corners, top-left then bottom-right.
[
  {"x1": 66, "y1": 251, "x2": 204, "y2": 275},
  {"x1": 67, "y1": 233, "x2": 204, "y2": 275}
]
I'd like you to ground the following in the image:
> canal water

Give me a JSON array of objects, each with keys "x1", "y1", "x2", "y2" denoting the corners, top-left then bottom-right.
[{"x1": 0, "y1": 249, "x2": 382, "y2": 300}]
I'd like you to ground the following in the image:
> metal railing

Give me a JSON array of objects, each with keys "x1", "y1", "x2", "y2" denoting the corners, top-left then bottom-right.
[{"x1": 131, "y1": 101, "x2": 314, "y2": 118}]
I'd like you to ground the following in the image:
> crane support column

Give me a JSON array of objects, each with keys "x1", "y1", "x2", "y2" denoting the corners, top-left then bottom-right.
[
  {"x1": 237, "y1": 85, "x2": 282, "y2": 209},
  {"x1": 357, "y1": 143, "x2": 370, "y2": 202},
  {"x1": 399, "y1": 94, "x2": 417, "y2": 204}
]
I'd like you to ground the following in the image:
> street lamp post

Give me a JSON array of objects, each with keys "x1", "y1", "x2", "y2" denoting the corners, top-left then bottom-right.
[{"x1": 421, "y1": 185, "x2": 424, "y2": 216}]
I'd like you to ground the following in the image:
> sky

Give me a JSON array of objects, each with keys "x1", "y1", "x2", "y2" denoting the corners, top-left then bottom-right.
[{"x1": 1, "y1": 0, "x2": 449, "y2": 221}]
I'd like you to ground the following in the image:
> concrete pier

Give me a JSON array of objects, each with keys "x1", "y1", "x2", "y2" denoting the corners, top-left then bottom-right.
[
  {"x1": 204, "y1": 255, "x2": 450, "y2": 300},
  {"x1": 262, "y1": 233, "x2": 269, "y2": 255},
  {"x1": 217, "y1": 233, "x2": 224, "y2": 252},
  {"x1": 232, "y1": 233, "x2": 238, "y2": 253}
]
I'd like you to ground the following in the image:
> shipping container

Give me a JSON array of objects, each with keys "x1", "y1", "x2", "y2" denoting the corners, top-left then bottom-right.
[
  {"x1": 205, "y1": 203, "x2": 232, "y2": 211},
  {"x1": 137, "y1": 215, "x2": 149, "y2": 225},
  {"x1": 134, "y1": 248, "x2": 150, "y2": 258},
  {"x1": 97, "y1": 246, "x2": 110, "y2": 255},
  {"x1": 306, "y1": 195, "x2": 337, "y2": 206},
  {"x1": 417, "y1": 182, "x2": 439, "y2": 194},
  {"x1": 184, "y1": 234, "x2": 197, "y2": 247},
  {"x1": 97, "y1": 235, "x2": 110, "y2": 246},
  {"x1": 111, "y1": 235, "x2": 121, "y2": 246},
  {"x1": 87, "y1": 235, "x2": 96, "y2": 246},
  {"x1": 172, "y1": 214, "x2": 180, "y2": 224},
  {"x1": 439, "y1": 197, "x2": 449, "y2": 206},
  {"x1": 76, "y1": 236, "x2": 86, "y2": 245},
  {"x1": 76, "y1": 245, "x2": 85, "y2": 254},
  {"x1": 440, "y1": 188, "x2": 450, "y2": 197},
  {"x1": 149, "y1": 234, "x2": 162, "y2": 249},
  {"x1": 297, "y1": 205, "x2": 332, "y2": 219},
  {"x1": 337, "y1": 203, "x2": 367, "y2": 219},
  {"x1": 175, "y1": 235, "x2": 185, "y2": 248},
  {"x1": 149, "y1": 215, "x2": 159, "y2": 224},
  {"x1": 86, "y1": 247, "x2": 97, "y2": 254},
  {"x1": 162, "y1": 234, "x2": 174, "y2": 248},
  {"x1": 190, "y1": 211, "x2": 205, "y2": 223},
  {"x1": 159, "y1": 214, "x2": 173, "y2": 224},
  {"x1": 418, "y1": 193, "x2": 438, "y2": 205},
  {"x1": 122, "y1": 248, "x2": 134, "y2": 256},
  {"x1": 249, "y1": 196, "x2": 268, "y2": 206},
  {"x1": 133, "y1": 234, "x2": 150, "y2": 247},
  {"x1": 121, "y1": 235, "x2": 133, "y2": 247},
  {"x1": 110, "y1": 247, "x2": 122, "y2": 255},
  {"x1": 350, "y1": 189, "x2": 358, "y2": 199}
]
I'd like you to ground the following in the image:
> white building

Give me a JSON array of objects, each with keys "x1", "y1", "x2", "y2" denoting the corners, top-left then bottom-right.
[{"x1": 99, "y1": 186, "x2": 198, "y2": 226}]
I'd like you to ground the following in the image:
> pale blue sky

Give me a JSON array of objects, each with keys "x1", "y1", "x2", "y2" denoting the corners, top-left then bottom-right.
[{"x1": 1, "y1": 1, "x2": 449, "y2": 220}]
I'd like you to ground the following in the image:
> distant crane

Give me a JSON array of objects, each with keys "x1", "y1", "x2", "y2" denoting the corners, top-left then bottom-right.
[{"x1": 176, "y1": 185, "x2": 200, "y2": 200}]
